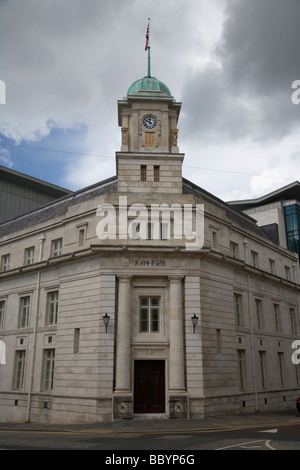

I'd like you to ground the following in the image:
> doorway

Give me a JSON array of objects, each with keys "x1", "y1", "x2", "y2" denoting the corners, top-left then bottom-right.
[{"x1": 134, "y1": 360, "x2": 165, "y2": 414}]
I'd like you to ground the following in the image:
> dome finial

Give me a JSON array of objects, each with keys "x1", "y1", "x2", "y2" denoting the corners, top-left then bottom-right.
[{"x1": 145, "y1": 19, "x2": 151, "y2": 78}]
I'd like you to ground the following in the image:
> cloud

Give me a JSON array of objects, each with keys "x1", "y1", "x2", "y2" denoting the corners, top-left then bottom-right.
[
  {"x1": 220, "y1": 0, "x2": 300, "y2": 96},
  {"x1": 180, "y1": 0, "x2": 300, "y2": 152},
  {"x1": 0, "y1": 148, "x2": 12, "y2": 168},
  {"x1": 0, "y1": 0, "x2": 299, "y2": 200}
]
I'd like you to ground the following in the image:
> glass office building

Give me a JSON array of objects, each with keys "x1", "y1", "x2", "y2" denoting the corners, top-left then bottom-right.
[
  {"x1": 228, "y1": 182, "x2": 300, "y2": 261},
  {"x1": 284, "y1": 203, "x2": 300, "y2": 257}
]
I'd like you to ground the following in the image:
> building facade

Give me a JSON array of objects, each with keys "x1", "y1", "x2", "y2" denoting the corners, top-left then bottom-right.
[
  {"x1": 228, "y1": 182, "x2": 300, "y2": 259},
  {"x1": 0, "y1": 73, "x2": 300, "y2": 424}
]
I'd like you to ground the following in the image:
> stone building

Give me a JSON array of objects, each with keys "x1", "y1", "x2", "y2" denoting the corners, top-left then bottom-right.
[{"x1": 0, "y1": 69, "x2": 300, "y2": 424}]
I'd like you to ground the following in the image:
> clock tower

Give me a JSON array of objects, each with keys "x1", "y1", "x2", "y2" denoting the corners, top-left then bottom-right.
[{"x1": 116, "y1": 62, "x2": 184, "y2": 193}]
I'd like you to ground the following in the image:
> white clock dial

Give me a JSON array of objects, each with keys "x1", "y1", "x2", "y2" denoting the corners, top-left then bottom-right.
[{"x1": 143, "y1": 115, "x2": 157, "y2": 129}]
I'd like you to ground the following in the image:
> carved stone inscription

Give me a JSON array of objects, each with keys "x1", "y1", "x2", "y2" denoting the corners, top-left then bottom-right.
[{"x1": 134, "y1": 258, "x2": 166, "y2": 267}]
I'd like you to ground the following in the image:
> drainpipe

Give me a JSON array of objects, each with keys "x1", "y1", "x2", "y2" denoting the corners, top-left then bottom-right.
[
  {"x1": 25, "y1": 233, "x2": 45, "y2": 423},
  {"x1": 243, "y1": 238, "x2": 258, "y2": 412},
  {"x1": 247, "y1": 273, "x2": 259, "y2": 412}
]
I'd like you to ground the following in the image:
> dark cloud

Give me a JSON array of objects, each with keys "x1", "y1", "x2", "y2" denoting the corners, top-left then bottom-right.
[
  {"x1": 182, "y1": 0, "x2": 300, "y2": 144},
  {"x1": 219, "y1": 0, "x2": 300, "y2": 96},
  {"x1": 181, "y1": 65, "x2": 255, "y2": 142}
]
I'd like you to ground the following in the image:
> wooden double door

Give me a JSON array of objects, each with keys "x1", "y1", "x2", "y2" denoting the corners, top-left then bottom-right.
[{"x1": 134, "y1": 360, "x2": 165, "y2": 414}]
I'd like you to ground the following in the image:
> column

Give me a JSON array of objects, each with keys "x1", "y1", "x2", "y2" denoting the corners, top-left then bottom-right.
[
  {"x1": 115, "y1": 276, "x2": 132, "y2": 392},
  {"x1": 168, "y1": 276, "x2": 185, "y2": 392}
]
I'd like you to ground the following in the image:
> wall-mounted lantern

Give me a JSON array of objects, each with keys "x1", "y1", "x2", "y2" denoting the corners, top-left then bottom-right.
[
  {"x1": 191, "y1": 314, "x2": 199, "y2": 333},
  {"x1": 102, "y1": 313, "x2": 110, "y2": 333}
]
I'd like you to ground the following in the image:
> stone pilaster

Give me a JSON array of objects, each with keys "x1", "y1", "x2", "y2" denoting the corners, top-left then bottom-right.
[
  {"x1": 168, "y1": 276, "x2": 185, "y2": 392},
  {"x1": 113, "y1": 275, "x2": 133, "y2": 418},
  {"x1": 115, "y1": 276, "x2": 132, "y2": 392}
]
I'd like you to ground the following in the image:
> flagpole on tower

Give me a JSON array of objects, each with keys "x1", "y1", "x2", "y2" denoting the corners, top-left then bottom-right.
[{"x1": 145, "y1": 18, "x2": 151, "y2": 77}]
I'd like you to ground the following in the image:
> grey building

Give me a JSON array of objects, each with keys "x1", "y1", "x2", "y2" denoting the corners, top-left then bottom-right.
[
  {"x1": 228, "y1": 181, "x2": 300, "y2": 259},
  {"x1": 0, "y1": 70, "x2": 300, "y2": 424},
  {"x1": 0, "y1": 165, "x2": 71, "y2": 223}
]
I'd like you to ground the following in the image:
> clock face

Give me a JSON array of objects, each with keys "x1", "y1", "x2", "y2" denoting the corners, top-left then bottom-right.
[{"x1": 143, "y1": 115, "x2": 157, "y2": 129}]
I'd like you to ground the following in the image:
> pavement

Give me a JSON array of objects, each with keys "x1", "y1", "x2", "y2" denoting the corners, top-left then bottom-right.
[{"x1": 0, "y1": 409, "x2": 299, "y2": 434}]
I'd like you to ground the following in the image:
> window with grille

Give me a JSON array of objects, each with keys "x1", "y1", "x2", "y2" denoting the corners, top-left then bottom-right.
[
  {"x1": 154, "y1": 165, "x2": 160, "y2": 182},
  {"x1": 141, "y1": 165, "x2": 147, "y2": 182}
]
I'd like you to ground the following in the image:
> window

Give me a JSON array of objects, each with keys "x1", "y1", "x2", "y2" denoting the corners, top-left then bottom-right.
[
  {"x1": 273, "y1": 303, "x2": 280, "y2": 332},
  {"x1": 78, "y1": 229, "x2": 85, "y2": 246},
  {"x1": 251, "y1": 250, "x2": 259, "y2": 268},
  {"x1": 234, "y1": 293, "x2": 243, "y2": 327},
  {"x1": 237, "y1": 350, "x2": 245, "y2": 391},
  {"x1": 290, "y1": 307, "x2": 297, "y2": 335},
  {"x1": 51, "y1": 238, "x2": 62, "y2": 257},
  {"x1": 24, "y1": 246, "x2": 35, "y2": 265},
  {"x1": 18, "y1": 296, "x2": 30, "y2": 328},
  {"x1": 79, "y1": 229, "x2": 85, "y2": 246},
  {"x1": 0, "y1": 300, "x2": 5, "y2": 329},
  {"x1": 230, "y1": 241, "x2": 239, "y2": 259},
  {"x1": 212, "y1": 230, "x2": 218, "y2": 249},
  {"x1": 144, "y1": 132, "x2": 155, "y2": 147},
  {"x1": 77, "y1": 223, "x2": 87, "y2": 247},
  {"x1": 255, "y1": 299, "x2": 263, "y2": 330},
  {"x1": 295, "y1": 364, "x2": 300, "y2": 387},
  {"x1": 140, "y1": 297, "x2": 160, "y2": 332},
  {"x1": 131, "y1": 222, "x2": 140, "y2": 240},
  {"x1": 140, "y1": 165, "x2": 147, "y2": 182},
  {"x1": 259, "y1": 351, "x2": 267, "y2": 389},
  {"x1": 269, "y1": 258, "x2": 275, "y2": 274},
  {"x1": 73, "y1": 328, "x2": 80, "y2": 354},
  {"x1": 161, "y1": 222, "x2": 169, "y2": 240},
  {"x1": 147, "y1": 223, "x2": 153, "y2": 240},
  {"x1": 285, "y1": 265, "x2": 291, "y2": 280},
  {"x1": 284, "y1": 203, "x2": 300, "y2": 257},
  {"x1": 42, "y1": 349, "x2": 55, "y2": 391},
  {"x1": 46, "y1": 291, "x2": 59, "y2": 325},
  {"x1": 154, "y1": 165, "x2": 160, "y2": 182},
  {"x1": 13, "y1": 350, "x2": 26, "y2": 390},
  {"x1": 1, "y1": 254, "x2": 10, "y2": 272},
  {"x1": 217, "y1": 329, "x2": 222, "y2": 354},
  {"x1": 278, "y1": 352, "x2": 285, "y2": 387}
]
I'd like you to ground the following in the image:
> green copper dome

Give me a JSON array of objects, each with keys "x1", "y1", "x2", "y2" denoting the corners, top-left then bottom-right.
[{"x1": 127, "y1": 76, "x2": 172, "y2": 97}]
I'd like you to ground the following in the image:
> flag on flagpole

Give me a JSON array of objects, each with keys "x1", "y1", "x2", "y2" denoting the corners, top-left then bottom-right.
[{"x1": 145, "y1": 20, "x2": 150, "y2": 51}]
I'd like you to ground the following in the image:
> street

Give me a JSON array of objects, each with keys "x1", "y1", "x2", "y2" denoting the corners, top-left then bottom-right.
[{"x1": 0, "y1": 412, "x2": 300, "y2": 452}]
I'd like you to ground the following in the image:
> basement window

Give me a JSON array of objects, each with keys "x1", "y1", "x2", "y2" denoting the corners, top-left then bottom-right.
[{"x1": 141, "y1": 165, "x2": 147, "y2": 182}]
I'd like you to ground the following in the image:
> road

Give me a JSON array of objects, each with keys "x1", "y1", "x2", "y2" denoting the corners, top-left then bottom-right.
[{"x1": 0, "y1": 418, "x2": 300, "y2": 452}]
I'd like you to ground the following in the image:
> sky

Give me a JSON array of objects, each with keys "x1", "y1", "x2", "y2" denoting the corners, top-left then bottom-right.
[{"x1": 0, "y1": 0, "x2": 300, "y2": 202}]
